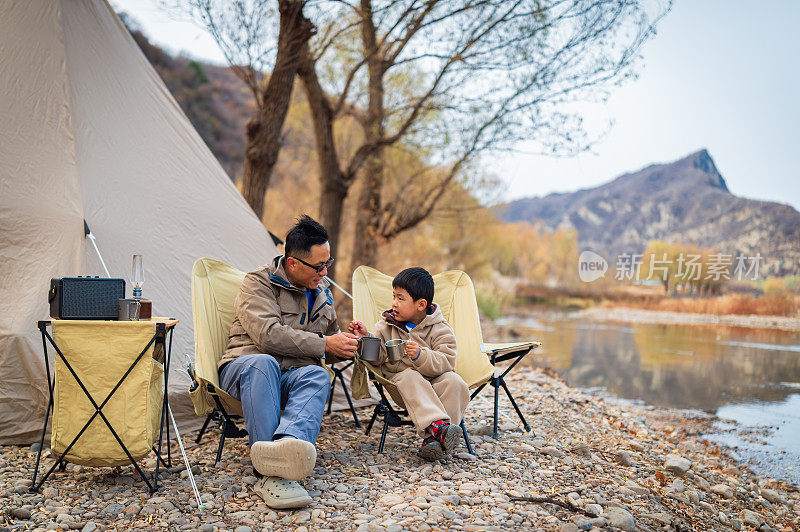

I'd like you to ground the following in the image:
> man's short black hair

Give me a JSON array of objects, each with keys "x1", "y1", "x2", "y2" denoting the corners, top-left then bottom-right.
[
  {"x1": 284, "y1": 215, "x2": 328, "y2": 258},
  {"x1": 393, "y1": 267, "x2": 434, "y2": 311}
]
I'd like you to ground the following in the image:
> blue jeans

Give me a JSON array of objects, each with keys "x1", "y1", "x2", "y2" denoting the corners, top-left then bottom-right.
[{"x1": 219, "y1": 354, "x2": 330, "y2": 446}]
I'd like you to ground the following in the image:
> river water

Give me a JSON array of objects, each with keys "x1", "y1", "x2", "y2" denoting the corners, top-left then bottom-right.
[{"x1": 496, "y1": 314, "x2": 800, "y2": 486}]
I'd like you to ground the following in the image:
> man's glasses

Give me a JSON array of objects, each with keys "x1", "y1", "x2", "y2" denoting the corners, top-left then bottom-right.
[{"x1": 290, "y1": 256, "x2": 334, "y2": 273}]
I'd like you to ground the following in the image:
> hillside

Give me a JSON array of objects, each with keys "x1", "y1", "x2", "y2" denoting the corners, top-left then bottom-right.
[
  {"x1": 499, "y1": 150, "x2": 800, "y2": 276},
  {"x1": 126, "y1": 19, "x2": 253, "y2": 182},
  {"x1": 126, "y1": 18, "x2": 322, "y2": 239}
]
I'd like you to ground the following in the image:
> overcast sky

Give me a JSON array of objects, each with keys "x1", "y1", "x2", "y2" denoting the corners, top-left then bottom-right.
[{"x1": 113, "y1": 0, "x2": 800, "y2": 211}]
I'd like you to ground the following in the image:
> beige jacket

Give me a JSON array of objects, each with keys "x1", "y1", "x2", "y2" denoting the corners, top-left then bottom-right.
[
  {"x1": 221, "y1": 256, "x2": 339, "y2": 371},
  {"x1": 373, "y1": 304, "x2": 457, "y2": 378}
]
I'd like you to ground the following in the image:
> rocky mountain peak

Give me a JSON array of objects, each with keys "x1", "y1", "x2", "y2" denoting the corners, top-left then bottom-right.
[
  {"x1": 498, "y1": 150, "x2": 800, "y2": 275},
  {"x1": 687, "y1": 148, "x2": 728, "y2": 191}
]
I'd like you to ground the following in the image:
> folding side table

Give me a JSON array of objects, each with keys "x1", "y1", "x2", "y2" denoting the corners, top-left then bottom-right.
[
  {"x1": 471, "y1": 341, "x2": 542, "y2": 439},
  {"x1": 31, "y1": 318, "x2": 178, "y2": 493}
]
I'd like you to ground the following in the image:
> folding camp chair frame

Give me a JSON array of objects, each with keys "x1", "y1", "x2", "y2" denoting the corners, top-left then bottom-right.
[
  {"x1": 326, "y1": 360, "x2": 361, "y2": 427},
  {"x1": 30, "y1": 320, "x2": 176, "y2": 494},
  {"x1": 471, "y1": 343, "x2": 540, "y2": 440},
  {"x1": 363, "y1": 342, "x2": 540, "y2": 448},
  {"x1": 363, "y1": 372, "x2": 474, "y2": 456},
  {"x1": 194, "y1": 385, "x2": 248, "y2": 465},
  {"x1": 194, "y1": 359, "x2": 362, "y2": 460},
  {"x1": 351, "y1": 266, "x2": 543, "y2": 450}
]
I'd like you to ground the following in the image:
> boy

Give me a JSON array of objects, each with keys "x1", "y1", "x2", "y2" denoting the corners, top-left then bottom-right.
[{"x1": 349, "y1": 267, "x2": 469, "y2": 460}]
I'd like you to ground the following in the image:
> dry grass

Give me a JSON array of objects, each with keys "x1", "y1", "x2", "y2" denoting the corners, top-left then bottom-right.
[
  {"x1": 606, "y1": 294, "x2": 800, "y2": 317},
  {"x1": 517, "y1": 281, "x2": 800, "y2": 318}
]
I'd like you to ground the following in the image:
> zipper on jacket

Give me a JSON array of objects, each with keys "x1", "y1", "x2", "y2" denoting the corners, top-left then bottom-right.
[{"x1": 309, "y1": 288, "x2": 334, "y2": 323}]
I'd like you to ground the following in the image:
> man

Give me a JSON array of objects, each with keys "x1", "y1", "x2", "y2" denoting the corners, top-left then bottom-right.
[{"x1": 219, "y1": 215, "x2": 358, "y2": 509}]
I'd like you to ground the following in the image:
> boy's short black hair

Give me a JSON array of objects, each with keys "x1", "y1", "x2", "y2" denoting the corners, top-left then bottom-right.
[
  {"x1": 393, "y1": 267, "x2": 434, "y2": 311},
  {"x1": 284, "y1": 215, "x2": 328, "y2": 258}
]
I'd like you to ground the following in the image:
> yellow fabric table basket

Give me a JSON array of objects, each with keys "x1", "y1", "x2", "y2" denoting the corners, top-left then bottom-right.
[{"x1": 51, "y1": 321, "x2": 164, "y2": 467}]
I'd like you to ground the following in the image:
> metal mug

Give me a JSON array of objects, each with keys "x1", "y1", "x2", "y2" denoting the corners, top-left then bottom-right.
[
  {"x1": 385, "y1": 339, "x2": 407, "y2": 362},
  {"x1": 118, "y1": 298, "x2": 141, "y2": 321},
  {"x1": 357, "y1": 336, "x2": 382, "y2": 362}
]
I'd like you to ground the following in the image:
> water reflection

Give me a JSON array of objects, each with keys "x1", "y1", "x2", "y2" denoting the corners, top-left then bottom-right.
[
  {"x1": 498, "y1": 315, "x2": 800, "y2": 484},
  {"x1": 500, "y1": 317, "x2": 800, "y2": 411},
  {"x1": 709, "y1": 395, "x2": 800, "y2": 485}
]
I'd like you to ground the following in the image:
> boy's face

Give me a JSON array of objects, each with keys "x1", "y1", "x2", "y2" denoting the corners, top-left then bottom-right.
[{"x1": 391, "y1": 287, "x2": 427, "y2": 323}]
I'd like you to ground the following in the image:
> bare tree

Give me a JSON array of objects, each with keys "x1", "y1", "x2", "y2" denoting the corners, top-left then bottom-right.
[
  {"x1": 297, "y1": 0, "x2": 671, "y2": 271},
  {"x1": 168, "y1": 0, "x2": 669, "y2": 279},
  {"x1": 171, "y1": 0, "x2": 314, "y2": 220}
]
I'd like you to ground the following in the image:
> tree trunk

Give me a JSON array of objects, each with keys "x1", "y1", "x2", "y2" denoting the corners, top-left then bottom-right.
[
  {"x1": 351, "y1": 0, "x2": 384, "y2": 269},
  {"x1": 240, "y1": 0, "x2": 312, "y2": 220},
  {"x1": 297, "y1": 42, "x2": 349, "y2": 280},
  {"x1": 352, "y1": 158, "x2": 382, "y2": 267},
  {"x1": 319, "y1": 184, "x2": 348, "y2": 276}
]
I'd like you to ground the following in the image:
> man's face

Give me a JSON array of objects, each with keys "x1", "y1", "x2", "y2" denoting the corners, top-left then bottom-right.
[{"x1": 285, "y1": 242, "x2": 331, "y2": 290}]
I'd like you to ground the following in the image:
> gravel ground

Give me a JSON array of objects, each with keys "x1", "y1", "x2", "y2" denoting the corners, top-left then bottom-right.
[{"x1": 2, "y1": 366, "x2": 799, "y2": 531}]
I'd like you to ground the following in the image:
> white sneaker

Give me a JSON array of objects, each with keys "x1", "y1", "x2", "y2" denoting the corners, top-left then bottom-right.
[
  {"x1": 250, "y1": 438, "x2": 316, "y2": 480},
  {"x1": 253, "y1": 476, "x2": 312, "y2": 509}
]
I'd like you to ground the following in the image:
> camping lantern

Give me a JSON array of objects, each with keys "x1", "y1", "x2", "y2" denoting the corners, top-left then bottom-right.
[{"x1": 131, "y1": 254, "x2": 145, "y2": 298}]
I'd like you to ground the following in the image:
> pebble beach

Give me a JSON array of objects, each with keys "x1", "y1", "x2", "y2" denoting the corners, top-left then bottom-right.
[{"x1": 2, "y1": 364, "x2": 799, "y2": 531}]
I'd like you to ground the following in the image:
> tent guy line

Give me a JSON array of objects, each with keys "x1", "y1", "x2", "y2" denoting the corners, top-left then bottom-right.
[{"x1": 84, "y1": 221, "x2": 111, "y2": 278}]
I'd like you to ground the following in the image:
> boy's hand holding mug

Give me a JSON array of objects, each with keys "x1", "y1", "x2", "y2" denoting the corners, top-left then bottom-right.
[
  {"x1": 405, "y1": 340, "x2": 421, "y2": 359},
  {"x1": 348, "y1": 320, "x2": 368, "y2": 338}
]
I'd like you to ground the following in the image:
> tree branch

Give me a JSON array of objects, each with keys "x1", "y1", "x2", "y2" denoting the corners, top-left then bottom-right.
[{"x1": 507, "y1": 493, "x2": 595, "y2": 518}]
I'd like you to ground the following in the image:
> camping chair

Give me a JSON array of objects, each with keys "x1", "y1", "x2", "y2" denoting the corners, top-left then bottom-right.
[
  {"x1": 326, "y1": 359, "x2": 362, "y2": 427},
  {"x1": 189, "y1": 258, "x2": 360, "y2": 463},
  {"x1": 352, "y1": 266, "x2": 541, "y2": 447},
  {"x1": 189, "y1": 258, "x2": 249, "y2": 465}
]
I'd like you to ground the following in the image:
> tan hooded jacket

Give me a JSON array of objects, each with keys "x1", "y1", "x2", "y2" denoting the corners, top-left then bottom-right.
[
  {"x1": 373, "y1": 304, "x2": 457, "y2": 379},
  {"x1": 220, "y1": 255, "x2": 339, "y2": 371}
]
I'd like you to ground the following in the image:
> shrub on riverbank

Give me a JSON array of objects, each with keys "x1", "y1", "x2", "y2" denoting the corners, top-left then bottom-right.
[
  {"x1": 608, "y1": 293, "x2": 800, "y2": 317},
  {"x1": 514, "y1": 280, "x2": 800, "y2": 317}
]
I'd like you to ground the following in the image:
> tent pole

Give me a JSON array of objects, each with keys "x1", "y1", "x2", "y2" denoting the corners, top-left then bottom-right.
[
  {"x1": 168, "y1": 405, "x2": 206, "y2": 511},
  {"x1": 84, "y1": 220, "x2": 110, "y2": 278},
  {"x1": 325, "y1": 276, "x2": 352, "y2": 300}
]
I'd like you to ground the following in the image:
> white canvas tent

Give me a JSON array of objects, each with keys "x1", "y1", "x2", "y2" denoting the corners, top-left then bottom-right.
[{"x1": 0, "y1": 0, "x2": 284, "y2": 443}]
